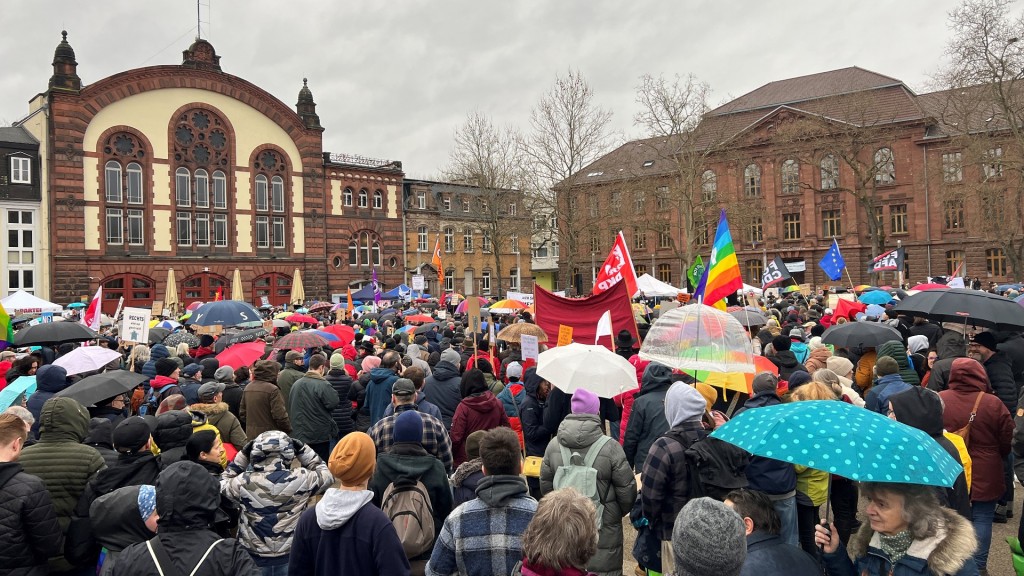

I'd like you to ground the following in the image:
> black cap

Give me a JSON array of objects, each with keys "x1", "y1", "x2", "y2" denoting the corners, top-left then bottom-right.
[
  {"x1": 112, "y1": 416, "x2": 153, "y2": 453},
  {"x1": 392, "y1": 378, "x2": 416, "y2": 396},
  {"x1": 155, "y1": 357, "x2": 179, "y2": 377}
]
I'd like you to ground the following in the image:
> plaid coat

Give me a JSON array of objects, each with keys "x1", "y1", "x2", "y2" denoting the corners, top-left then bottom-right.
[
  {"x1": 640, "y1": 421, "x2": 706, "y2": 541},
  {"x1": 368, "y1": 404, "x2": 454, "y2": 473}
]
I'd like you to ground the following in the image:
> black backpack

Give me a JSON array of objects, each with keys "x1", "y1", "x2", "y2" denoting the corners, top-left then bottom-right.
[{"x1": 662, "y1": 428, "x2": 749, "y2": 501}]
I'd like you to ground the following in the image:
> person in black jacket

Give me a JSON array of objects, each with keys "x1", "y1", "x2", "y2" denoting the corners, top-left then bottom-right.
[
  {"x1": 327, "y1": 353, "x2": 355, "y2": 441},
  {"x1": 519, "y1": 368, "x2": 552, "y2": 499},
  {"x1": 766, "y1": 335, "x2": 808, "y2": 383},
  {"x1": 623, "y1": 362, "x2": 674, "y2": 472},
  {"x1": 0, "y1": 412, "x2": 63, "y2": 576},
  {"x1": 111, "y1": 461, "x2": 259, "y2": 576},
  {"x1": 77, "y1": 417, "x2": 161, "y2": 513}
]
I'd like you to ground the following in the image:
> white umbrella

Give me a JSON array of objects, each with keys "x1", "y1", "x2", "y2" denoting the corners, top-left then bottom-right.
[
  {"x1": 536, "y1": 342, "x2": 638, "y2": 398},
  {"x1": 53, "y1": 346, "x2": 122, "y2": 376}
]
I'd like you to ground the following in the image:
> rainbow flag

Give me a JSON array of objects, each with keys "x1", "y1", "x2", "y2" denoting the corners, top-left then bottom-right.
[
  {"x1": 694, "y1": 209, "x2": 743, "y2": 310},
  {"x1": 0, "y1": 301, "x2": 13, "y2": 349}
]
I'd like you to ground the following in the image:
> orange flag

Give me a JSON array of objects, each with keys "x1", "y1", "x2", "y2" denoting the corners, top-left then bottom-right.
[
  {"x1": 347, "y1": 288, "x2": 354, "y2": 320},
  {"x1": 432, "y1": 234, "x2": 444, "y2": 293}
]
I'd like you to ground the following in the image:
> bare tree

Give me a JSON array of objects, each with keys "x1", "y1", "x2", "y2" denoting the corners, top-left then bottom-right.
[
  {"x1": 444, "y1": 111, "x2": 527, "y2": 294},
  {"x1": 932, "y1": 0, "x2": 1024, "y2": 279},
  {"x1": 522, "y1": 70, "x2": 615, "y2": 291}
]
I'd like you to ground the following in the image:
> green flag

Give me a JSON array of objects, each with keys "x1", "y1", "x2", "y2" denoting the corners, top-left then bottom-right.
[{"x1": 687, "y1": 255, "x2": 705, "y2": 289}]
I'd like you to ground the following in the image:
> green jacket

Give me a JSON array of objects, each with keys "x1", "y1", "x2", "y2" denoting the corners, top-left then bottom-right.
[
  {"x1": 19, "y1": 396, "x2": 106, "y2": 572},
  {"x1": 288, "y1": 371, "x2": 340, "y2": 444},
  {"x1": 277, "y1": 363, "x2": 306, "y2": 413}
]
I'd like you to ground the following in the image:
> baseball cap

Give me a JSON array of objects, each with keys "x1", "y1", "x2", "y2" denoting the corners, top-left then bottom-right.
[
  {"x1": 198, "y1": 381, "x2": 226, "y2": 402},
  {"x1": 182, "y1": 363, "x2": 202, "y2": 378},
  {"x1": 392, "y1": 378, "x2": 416, "y2": 397},
  {"x1": 506, "y1": 361, "x2": 523, "y2": 380},
  {"x1": 112, "y1": 416, "x2": 154, "y2": 453}
]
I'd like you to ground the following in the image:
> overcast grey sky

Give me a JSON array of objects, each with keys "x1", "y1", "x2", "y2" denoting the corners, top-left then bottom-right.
[{"x1": 2, "y1": 0, "x2": 963, "y2": 178}]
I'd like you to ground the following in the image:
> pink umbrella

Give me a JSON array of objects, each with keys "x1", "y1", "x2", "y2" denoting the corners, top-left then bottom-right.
[
  {"x1": 216, "y1": 341, "x2": 267, "y2": 369},
  {"x1": 911, "y1": 283, "x2": 950, "y2": 291},
  {"x1": 455, "y1": 297, "x2": 488, "y2": 314}
]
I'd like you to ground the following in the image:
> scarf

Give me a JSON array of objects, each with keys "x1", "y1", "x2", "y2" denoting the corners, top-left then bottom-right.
[{"x1": 878, "y1": 530, "x2": 913, "y2": 565}]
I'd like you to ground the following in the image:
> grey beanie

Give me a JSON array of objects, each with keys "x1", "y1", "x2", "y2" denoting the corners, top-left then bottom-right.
[
  {"x1": 664, "y1": 382, "x2": 707, "y2": 427},
  {"x1": 751, "y1": 372, "x2": 779, "y2": 396},
  {"x1": 672, "y1": 497, "x2": 747, "y2": 576},
  {"x1": 214, "y1": 366, "x2": 235, "y2": 383},
  {"x1": 440, "y1": 348, "x2": 461, "y2": 366}
]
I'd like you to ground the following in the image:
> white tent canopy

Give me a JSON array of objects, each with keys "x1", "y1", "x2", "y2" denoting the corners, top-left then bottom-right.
[
  {"x1": 633, "y1": 274, "x2": 682, "y2": 298},
  {"x1": 739, "y1": 283, "x2": 764, "y2": 295},
  {"x1": 1, "y1": 290, "x2": 63, "y2": 315}
]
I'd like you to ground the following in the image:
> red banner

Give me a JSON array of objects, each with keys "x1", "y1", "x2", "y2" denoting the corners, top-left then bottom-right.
[
  {"x1": 592, "y1": 231, "x2": 638, "y2": 297},
  {"x1": 535, "y1": 281, "x2": 638, "y2": 351}
]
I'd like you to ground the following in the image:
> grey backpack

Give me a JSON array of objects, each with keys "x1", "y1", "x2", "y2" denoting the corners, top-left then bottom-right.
[{"x1": 552, "y1": 434, "x2": 612, "y2": 529}]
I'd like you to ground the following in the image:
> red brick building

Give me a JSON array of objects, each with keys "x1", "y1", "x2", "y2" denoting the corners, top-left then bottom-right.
[
  {"x1": 20, "y1": 32, "x2": 407, "y2": 312},
  {"x1": 557, "y1": 67, "x2": 1014, "y2": 294}
]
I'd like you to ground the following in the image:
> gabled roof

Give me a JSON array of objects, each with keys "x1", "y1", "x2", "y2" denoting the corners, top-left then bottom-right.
[
  {"x1": 708, "y1": 66, "x2": 906, "y2": 116},
  {"x1": 0, "y1": 126, "x2": 39, "y2": 147}
]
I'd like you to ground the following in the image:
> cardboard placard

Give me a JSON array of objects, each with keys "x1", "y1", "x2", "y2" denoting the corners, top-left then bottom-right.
[
  {"x1": 151, "y1": 300, "x2": 164, "y2": 317},
  {"x1": 120, "y1": 307, "x2": 152, "y2": 345},
  {"x1": 467, "y1": 296, "x2": 481, "y2": 334},
  {"x1": 261, "y1": 296, "x2": 271, "y2": 307},
  {"x1": 412, "y1": 275, "x2": 425, "y2": 291},
  {"x1": 193, "y1": 324, "x2": 224, "y2": 335},
  {"x1": 521, "y1": 334, "x2": 539, "y2": 360},
  {"x1": 263, "y1": 320, "x2": 274, "y2": 332},
  {"x1": 556, "y1": 324, "x2": 574, "y2": 347}
]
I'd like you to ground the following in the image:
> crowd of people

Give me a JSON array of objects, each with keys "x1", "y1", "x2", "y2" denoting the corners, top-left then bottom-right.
[{"x1": 0, "y1": 290, "x2": 1023, "y2": 576}]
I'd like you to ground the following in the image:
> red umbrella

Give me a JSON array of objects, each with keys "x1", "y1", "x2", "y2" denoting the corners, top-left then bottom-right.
[
  {"x1": 911, "y1": 283, "x2": 950, "y2": 291},
  {"x1": 833, "y1": 298, "x2": 868, "y2": 321},
  {"x1": 186, "y1": 301, "x2": 205, "y2": 312},
  {"x1": 404, "y1": 314, "x2": 435, "y2": 323},
  {"x1": 216, "y1": 341, "x2": 267, "y2": 369},
  {"x1": 285, "y1": 313, "x2": 319, "y2": 325},
  {"x1": 273, "y1": 331, "x2": 330, "y2": 350},
  {"x1": 320, "y1": 324, "x2": 355, "y2": 345},
  {"x1": 307, "y1": 301, "x2": 332, "y2": 313}
]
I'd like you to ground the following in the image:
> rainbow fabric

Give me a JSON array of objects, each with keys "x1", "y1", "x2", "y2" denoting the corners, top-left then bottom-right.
[
  {"x1": 694, "y1": 209, "x2": 743, "y2": 310},
  {"x1": 0, "y1": 302, "x2": 13, "y2": 349}
]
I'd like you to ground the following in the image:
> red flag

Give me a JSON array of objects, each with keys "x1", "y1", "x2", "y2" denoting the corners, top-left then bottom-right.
[
  {"x1": 82, "y1": 286, "x2": 102, "y2": 331},
  {"x1": 535, "y1": 281, "x2": 638, "y2": 351},
  {"x1": 592, "y1": 231, "x2": 638, "y2": 297},
  {"x1": 215, "y1": 286, "x2": 223, "y2": 301}
]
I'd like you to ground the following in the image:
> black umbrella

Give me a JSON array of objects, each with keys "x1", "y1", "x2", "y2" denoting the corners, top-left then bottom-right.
[
  {"x1": 55, "y1": 370, "x2": 148, "y2": 407},
  {"x1": 360, "y1": 313, "x2": 380, "y2": 321},
  {"x1": 214, "y1": 328, "x2": 269, "y2": 352},
  {"x1": 148, "y1": 327, "x2": 171, "y2": 345},
  {"x1": 163, "y1": 331, "x2": 200, "y2": 348},
  {"x1": 821, "y1": 322, "x2": 903, "y2": 349},
  {"x1": 414, "y1": 322, "x2": 441, "y2": 335},
  {"x1": 13, "y1": 322, "x2": 98, "y2": 346},
  {"x1": 893, "y1": 288, "x2": 1024, "y2": 331},
  {"x1": 729, "y1": 308, "x2": 769, "y2": 328},
  {"x1": 185, "y1": 300, "x2": 263, "y2": 327}
]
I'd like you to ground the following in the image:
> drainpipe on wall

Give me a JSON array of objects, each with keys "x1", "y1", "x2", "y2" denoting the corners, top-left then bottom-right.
[
  {"x1": 401, "y1": 186, "x2": 409, "y2": 286},
  {"x1": 923, "y1": 143, "x2": 933, "y2": 277}
]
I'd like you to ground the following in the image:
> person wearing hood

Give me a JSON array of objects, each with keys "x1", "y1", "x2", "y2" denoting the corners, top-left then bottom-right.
[
  {"x1": 90, "y1": 484, "x2": 158, "y2": 575},
  {"x1": 178, "y1": 362, "x2": 204, "y2": 406},
  {"x1": 368, "y1": 378, "x2": 453, "y2": 473},
  {"x1": 519, "y1": 368, "x2": 552, "y2": 497},
  {"x1": 803, "y1": 336, "x2": 832, "y2": 373},
  {"x1": 788, "y1": 328, "x2": 810, "y2": 364},
  {"x1": 140, "y1": 344, "x2": 171, "y2": 382},
  {"x1": 0, "y1": 412, "x2": 63, "y2": 576},
  {"x1": 222, "y1": 430, "x2": 333, "y2": 575},
  {"x1": 639, "y1": 382, "x2": 709, "y2": 575},
  {"x1": 423, "y1": 349, "x2": 462, "y2": 429},
  {"x1": 451, "y1": 430, "x2": 487, "y2": 507},
  {"x1": 864, "y1": 356, "x2": 912, "y2": 415},
  {"x1": 426, "y1": 427, "x2": 537, "y2": 576},
  {"x1": 906, "y1": 335, "x2": 930, "y2": 380},
  {"x1": 926, "y1": 327, "x2": 969, "y2": 393},
  {"x1": 112, "y1": 461, "x2": 259, "y2": 576},
  {"x1": 84, "y1": 417, "x2": 120, "y2": 469},
  {"x1": 450, "y1": 369, "x2": 511, "y2": 467},
  {"x1": 888, "y1": 387, "x2": 971, "y2": 519},
  {"x1": 909, "y1": 316, "x2": 944, "y2": 348},
  {"x1": 326, "y1": 353, "x2": 356, "y2": 441},
  {"x1": 186, "y1": 430, "x2": 240, "y2": 538},
  {"x1": 369, "y1": 410, "x2": 453, "y2": 568},
  {"x1": 732, "y1": 373, "x2": 799, "y2": 548},
  {"x1": 876, "y1": 340, "x2": 920, "y2": 387},
  {"x1": 339, "y1": 345, "x2": 359, "y2": 379},
  {"x1": 939, "y1": 357, "x2": 1014, "y2": 572},
  {"x1": 365, "y1": 351, "x2": 403, "y2": 426},
  {"x1": 240, "y1": 360, "x2": 291, "y2": 440},
  {"x1": 289, "y1": 432, "x2": 410, "y2": 576},
  {"x1": 150, "y1": 410, "x2": 195, "y2": 469},
  {"x1": 289, "y1": 354, "x2": 341, "y2": 462},
  {"x1": 19, "y1": 397, "x2": 106, "y2": 574},
  {"x1": 539, "y1": 388, "x2": 636, "y2": 576},
  {"x1": 623, "y1": 362, "x2": 674, "y2": 472},
  {"x1": 190, "y1": 334, "x2": 217, "y2": 362},
  {"x1": 496, "y1": 380, "x2": 527, "y2": 449},
  {"x1": 278, "y1": 351, "x2": 308, "y2": 414},
  {"x1": 189, "y1": 381, "x2": 247, "y2": 450},
  {"x1": 25, "y1": 364, "x2": 71, "y2": 437}
]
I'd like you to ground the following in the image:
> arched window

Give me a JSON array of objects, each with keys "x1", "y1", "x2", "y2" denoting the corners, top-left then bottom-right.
[
  {"x1": 350, "y1": 230, "x2": 382, "y2": 267},
  {"x1": 348, "y1": 240, "x2": 358, "y2": 265},
  {"x1": 254, "y1": 175, "x2": 268, "y2": 212},
  {"x1": 271, "y1": 176, "x2": 285, "y2": 213},
  {"x1": 253, "y1": 272, "x2": 292, "y2": 307},
  {"x1": 101, "y1": 132, "x2": 149, "y2": 249},
  {"x1": 343, "y1": 187, "x2": 353, "y2": 207},
  {"x1": 874, "y1": 147, "x2": 895, "y2": 185},
  {"x1": 417, "y1": 226, "x2": 428, "y2": 252},
  {"x1": 100, "y1": 273, "x2": 154, "y2": 315},
  {"x1": 373, "y1": 190, "x2": 383, "y2": 210},
  {"x1": 820, "y1": 154, "x2": 839, "y2": 190},
  {"x1": 781, "y1": 159, "x2": 799, "y2": 195},
  {"x1": 358, "y1": 189, "x2": 368, "y2": 208},
  {"x1": 701, "y1": 170, "x2": 716, "y2": 202},
  {"x1": 253, "y1": 149, "x2": 290, "y2": 251},
  {"x1": 744, "y1": 164, "x2": 761, "y2": 197},
  {"x1": 172, "y1": 108, "x2": 232, "y2": 251},
  {"x1": 182, "y1": 273, "x2": 229, "y2": 307}
]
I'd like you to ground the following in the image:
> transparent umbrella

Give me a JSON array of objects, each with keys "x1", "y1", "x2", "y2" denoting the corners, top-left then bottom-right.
[{"x1": 639, "y1": 304, "x2": 756, "y2": 374}]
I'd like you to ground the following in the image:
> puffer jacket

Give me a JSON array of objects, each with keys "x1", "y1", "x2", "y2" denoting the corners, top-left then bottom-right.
[
  {"x1": 25, "y1": 364, "x2": 70, "y2": 437},
  {"x1": 0, "y1": 462, "x2": 63, "y2": 576},
  {"x1": 325, "y1": 367, "x2": 355, "y2": 438},
  {"x1": 151, "y1": 410, "x2": 194, "y2": 469},
  {"x1": 940, "y1": 358, "x2": 1013, "y2": 502},
  {"x1": 221, "y1": 431, "x2": 333, "y2": 558},
  {"x1": 539, "y1": 414, "x2": 637, "y2": 575},
  {"x1": 450, "y1": 391, "x2": 511, "y2": 466},
  {"x1": 289, "y1": 372, "x2": 341, "y2": 445},
  {"x1": 188, "y1": 401, "x2": 247, "y2": 448},
  {"x1": 423, "y1": 360, "x2": 462, "y2": 429},
  {"x1": 91, "y1": 485, "x2": 156, "y2": 575},
  {"x1": 519, "y1": 370, "x2": 551, "y2": 458},
  {"x1": 496, "y1": 383, "x2": 526, "y2": 448},
  {"x1": 112, "y1": 462, "x2": 259, "y2": 576},
  {"x1": 614, "y1": 356, "x2": 649, "y2": 443},
  {"x1": 277, "y1": 363, "x2": 307, "y2": 413},
  {"x1": 622, "y1": 363, "x2": 673, "y2": 471},
  {"x1": 18, "y1": 396, "x2": 106, "y2": 572},
  {"x1": 877, "y1": 341, "x2": 920, "y2": 387},
  {"x1": 140, "y1": 344, "x2": 171, "y2": 382}
]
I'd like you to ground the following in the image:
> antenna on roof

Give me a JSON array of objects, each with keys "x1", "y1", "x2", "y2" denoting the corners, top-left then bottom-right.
[{"x1": 196, "y1": 0, "x2": 211, "y2": 40}]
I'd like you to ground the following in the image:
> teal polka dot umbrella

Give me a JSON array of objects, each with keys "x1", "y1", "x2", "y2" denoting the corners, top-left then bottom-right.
[{"x1": 710, "y1": 400, "x2": 962, "y2": 487}]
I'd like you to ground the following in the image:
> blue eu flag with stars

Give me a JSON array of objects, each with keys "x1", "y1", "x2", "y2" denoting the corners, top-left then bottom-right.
[{"x1": 819, "y1": 239, "x2": 846, "y2": 281}]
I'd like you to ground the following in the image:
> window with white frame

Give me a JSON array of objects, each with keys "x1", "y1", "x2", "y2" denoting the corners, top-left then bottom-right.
[
  {"x1": 105, "y1": 160, "x2": 146, "y2": 246},
  {"x1": 874, "y1": 148, "x2": 895, "y2": 185},
  {"x1": 984, "y1": 148, "x2": 1004, "y2": 179},
  {"x1": 942, "y1": 152, "x2": 963, "y2": 183},
  {"x1": 510, "y1": 268, "x2": 519, "y2": 290},
  {"x1": 343, "y1": 187, "x2": 353, "y2": 207},
  {"x1": 781, "y1": 159, "x2": 800, "y2": 194},
  {"x1": 6, "y1": 210, "x2": 36, "y2": 295},
  {"x1": 744, "y1": 164, "x2": 761, "y2": 197},
  {"x1": 254, "y1": 175, "x2": 268, "y2": 212},
  {"x1": 272, "y1": 217, "x2": 285, "y2": 249},
  {"x1": 373, "y1": 190, "x2": 383, "y2": 210},
  {"x1": 444, "y1": 268, "x2": 455, "y2": 291},
  {"x1": 255, "y1": 216, "x2": 269, "y2": 249},
  {"x1": 444, "y1": 227, "x2": 455, "y2": 253},
  {"x1": 272, "y1": 176, "x2": 285, "y2": 212},
  {"x1": 417, "y1": 191, "x2": 426, "y2": 209},
  {"x1": 820, "y1": 154, "x2": 839, "y2": 190},
  {"x1": 482, "y1": 231, "x2": 492, "y2": 253},
  {"x1": 177, "y1": 212, "x2": 192, "y2": 246},
  {"x1": 417, "y1": 226, "x2": 428, "y2": 252},
  {"x1": 442, "y1": 195, "x2": 451, "y2": 211},
  {"x1": 358, "y1": 189, "x2": 368, "y2": 208},
  {"x1": 701, "y1": 170, "x2": 716, "y2": 202},
  {"x1": 510, "y1": 232, "x2": 519, "y2": 253},
  {"x1": 463, "y1": 229, "x2": 474, "y2": 252},
  {"x1": 481, "y1": 270, "x2": 492, "y2": 295},
  {"x1": 462, "y1": 197, "x2": 470, "y2": 212},
  {"x1": 10, "y1": 156, "x2": 30, "y2": 184},
  {"x1": 532, "y1": 242, "x2": 548, "y2": 259}
]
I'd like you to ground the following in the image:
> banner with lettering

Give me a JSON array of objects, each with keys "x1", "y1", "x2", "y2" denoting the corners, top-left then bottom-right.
[
  {"x1": 867, "y1": 247, "x2": 905, "y2": 273},
  {"x1": 761, "y1": 256, "x2": 793, "y2": 289}
]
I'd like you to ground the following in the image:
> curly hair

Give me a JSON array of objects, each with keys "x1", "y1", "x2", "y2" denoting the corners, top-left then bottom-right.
[
  {"x1": 521, "y1": 488, "x2": 597, "y2": 571},
  {"x1": 861, "y1": 482, "x2": 941, "y2": 540}
]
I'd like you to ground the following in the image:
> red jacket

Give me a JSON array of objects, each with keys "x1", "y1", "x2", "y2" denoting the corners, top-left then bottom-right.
[
  {"x1": 450, "y1": 391, "x2": 510, "y2": 466},
  {"x1": 940, "y1": 357, "x2": 1014, "y2": 502},
  {"x1": 614, "y1": 355, "x2": 649, "y2": 443}
]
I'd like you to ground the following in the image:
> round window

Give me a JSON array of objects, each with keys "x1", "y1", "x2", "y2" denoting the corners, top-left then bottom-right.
[
  {"x1": 332, "y1": 256, "x2": 343, "y2": 269},
  {"x1": 388, "y1": 257, "x2": 398, "y2": 268}
]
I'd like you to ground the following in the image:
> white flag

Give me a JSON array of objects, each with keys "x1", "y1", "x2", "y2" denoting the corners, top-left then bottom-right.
[{"x1": 595, "y1": 310, "x2": 613, "y2": 344}]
